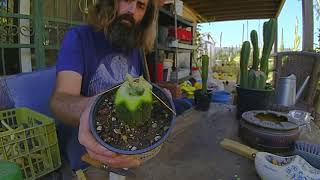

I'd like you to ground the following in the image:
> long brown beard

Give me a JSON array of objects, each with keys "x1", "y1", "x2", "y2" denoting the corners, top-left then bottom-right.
[{"x1": 107, "y1": 14, "x2": 141, "y2": 50}]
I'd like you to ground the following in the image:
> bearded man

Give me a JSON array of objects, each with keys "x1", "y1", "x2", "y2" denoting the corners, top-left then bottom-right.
[{"x1": 50, "y1": 0, "x2": 158, "y2": 178}]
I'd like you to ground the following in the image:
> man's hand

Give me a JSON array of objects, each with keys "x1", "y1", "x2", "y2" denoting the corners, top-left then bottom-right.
[{"x1": 78, "y1": 97, "x2": 140, "y2": 168}]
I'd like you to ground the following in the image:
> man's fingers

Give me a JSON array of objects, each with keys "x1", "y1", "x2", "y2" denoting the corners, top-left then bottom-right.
[
  {"x1": 87, "y1": 150, "x2": 140, "y2": 168},
  {"x1": 79, "y1": 130, "x2": 117, "y2": 157}
]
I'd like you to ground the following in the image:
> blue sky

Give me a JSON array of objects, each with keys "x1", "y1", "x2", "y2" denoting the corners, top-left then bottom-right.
[{"x1": 199, "y1": 0, "x2": 320, "y2": 49}]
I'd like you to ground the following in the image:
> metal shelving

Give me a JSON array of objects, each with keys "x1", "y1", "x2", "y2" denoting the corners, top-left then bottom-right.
[{"x1": 154, "y1": 1, "x2": 195, "y2": 84}]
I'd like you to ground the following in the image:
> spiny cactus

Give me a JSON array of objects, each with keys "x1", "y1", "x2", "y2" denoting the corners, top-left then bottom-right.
[
  {"x1": 251, "y1": 30, "x2": 260, "y2": 71},
  {"x1": 201, "y1": 55, "x2": 209, "y2": 94},
  {"x1": 115, "y1": 74, "x2": 153, "y2": 127},
  {"x1": 240, "y1": 19, "x2": 276, "y2": 90},
  {"x1": 240, "y1": 41, "x2": 250, "y2": 88},
  {"x1": 260, "y1": 19, "x2": 276, "y2": 76}
]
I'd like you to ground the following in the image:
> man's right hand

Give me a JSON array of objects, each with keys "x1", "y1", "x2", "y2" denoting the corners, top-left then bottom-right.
[{"x1": 78, "y1": 96, "x2": 141, "y2": 168}]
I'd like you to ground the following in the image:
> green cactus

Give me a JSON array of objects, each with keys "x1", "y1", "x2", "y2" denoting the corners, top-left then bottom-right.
[
  {"x1": 260, "y1": 19, "x2": 276, "y2": 76},
  {"x1": 115, "y1": 74, "x2": 153, "y2": 127},
  {"x1": 201, "y1": 55, "x2": 209, "y2": 94},
  {"x1": 240, "y1": 19, "x2": 276, "y2": 90},
  {"x1": 250, "y1": 30, "x2": 260, "y2": 71},
  {"x1": 240, "y1": 41, "x2": 250, "y2": 88}
]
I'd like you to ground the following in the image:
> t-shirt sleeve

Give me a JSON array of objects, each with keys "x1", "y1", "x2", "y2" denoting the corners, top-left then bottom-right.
[{"x1": 56, "y1": 28, "x2": 84, "y2": 75}]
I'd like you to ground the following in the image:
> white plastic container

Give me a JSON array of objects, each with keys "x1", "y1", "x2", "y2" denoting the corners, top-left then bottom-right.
[{"x1": 175, "y1": 0, "x2": 183, "y2": 16}]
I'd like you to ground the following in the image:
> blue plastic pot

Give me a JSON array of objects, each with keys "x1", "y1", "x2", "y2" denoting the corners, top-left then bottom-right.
[
  {"x1": 212, "y1": 91, "x2": 231, "y2": 103},
  {"x1": 89, "y1": 83, "x2": 176, "y2": 155}
]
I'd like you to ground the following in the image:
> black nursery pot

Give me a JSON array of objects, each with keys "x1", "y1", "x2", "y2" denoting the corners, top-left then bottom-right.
[
  {"x1": 89, "y1": 83, "x2": 176, "y2": 155},
  {"x1": 194, "y1": 89, "x2": 212, "y2": 111},
  {"x1": 236, "y1": 85, "x2": 274, "y2": 119}
]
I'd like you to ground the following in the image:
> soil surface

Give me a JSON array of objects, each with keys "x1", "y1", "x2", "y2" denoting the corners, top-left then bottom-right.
[{"x1": 94, "y1": 89, "x2": 172, "y2": 151}]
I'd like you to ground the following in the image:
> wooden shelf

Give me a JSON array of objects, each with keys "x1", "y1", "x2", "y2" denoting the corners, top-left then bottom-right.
[
  {"x1": 151, "y1": 7, "x2": 195, "y2": 84},
  {"x1": 169, "y1": 75, "x2": 193, "y2": 83},
  {"x1": 167, "y1": 40, "x2": 197, "y2": 50},
  {"x1": 157, "y1": 44, "x2": 193, "y2": 53},
  {"x1": 159, "y1": 8, "x2": 194, "y2": 27}
]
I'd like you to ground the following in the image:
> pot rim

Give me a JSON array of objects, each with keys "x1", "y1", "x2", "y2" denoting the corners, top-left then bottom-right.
[{"x1": 89, "y1": 83, "x2": 176, "y2": 155}]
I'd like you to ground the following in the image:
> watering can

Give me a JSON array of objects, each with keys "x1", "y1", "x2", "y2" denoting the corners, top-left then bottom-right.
[{"x1": 275, "y1": 74, "x2": 310, "y2": 107}]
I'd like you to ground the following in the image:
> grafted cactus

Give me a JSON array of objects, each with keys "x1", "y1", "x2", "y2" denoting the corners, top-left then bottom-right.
[{"x1": 115, "y1": 74, "x2": 153, "y2": 127}]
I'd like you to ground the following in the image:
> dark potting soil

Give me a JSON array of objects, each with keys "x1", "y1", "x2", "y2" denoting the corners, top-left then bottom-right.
[{"x1": 94, "y1": 90, "x2": 172, "y2": 151}]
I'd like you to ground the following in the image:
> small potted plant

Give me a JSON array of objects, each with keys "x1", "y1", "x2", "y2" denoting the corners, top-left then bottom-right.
[
  {"x1": 194, "y1": 54, "x2": 211, "y2": 111},
  {"x1": 89, "y1": 74, "x2": 176, "y2": 162},
  {"x1": 236, "y1": 19, "x2": 276, "y2": 119}
]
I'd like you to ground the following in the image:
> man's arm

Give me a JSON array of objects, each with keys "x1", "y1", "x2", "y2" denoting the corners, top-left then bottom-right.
[{"x1": 50, "y1": 71, "x2": 91, "y2": 127}]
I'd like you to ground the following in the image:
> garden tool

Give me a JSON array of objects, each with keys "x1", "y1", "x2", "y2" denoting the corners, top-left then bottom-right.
[
  {"x1": 81, "y1": 154, "x2": 136, "y2": 178},
  {"x1": 220, "y1": 138, "x2": 320, "y2": 180},
  {"x1": 275, "y1": 74, "x2": 310, "y2": 107}
]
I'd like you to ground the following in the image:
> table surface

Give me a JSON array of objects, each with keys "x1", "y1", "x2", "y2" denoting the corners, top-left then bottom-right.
[
  {"x1": 128, "y1": 103, "x2": 261, "y2": 180},
  {"x1": 55, "y1": 103, "x2": 320, "y2": 180}
]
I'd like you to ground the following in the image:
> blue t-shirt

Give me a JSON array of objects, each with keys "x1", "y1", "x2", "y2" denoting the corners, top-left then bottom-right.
[
  {"x1": 56, "y1": 25, "x2": 143, "y2": 170},
  {"x1": 57, "y1": 25, "x2": 142, "y2": 96}
]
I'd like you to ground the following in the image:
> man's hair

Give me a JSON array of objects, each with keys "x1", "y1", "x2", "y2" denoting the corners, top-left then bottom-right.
[{"x1": 88, "y1": 0, "x2": 158, "y2": 52}]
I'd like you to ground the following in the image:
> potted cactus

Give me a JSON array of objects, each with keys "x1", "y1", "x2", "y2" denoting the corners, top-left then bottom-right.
[
  {"x1": 89, "y1": 74, "x2": 176, "y2": 161},
  {"x1": 194, "y1": 54, "x2": 212, "y2": 111},
  {"x1": 236, "y1": 19, "x2": 276, "y2": 119}
]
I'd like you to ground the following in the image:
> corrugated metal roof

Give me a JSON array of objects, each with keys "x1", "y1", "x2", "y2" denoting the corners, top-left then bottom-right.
[{"x1": 182, "y1": 0, "x2": 286, "y2": 22}]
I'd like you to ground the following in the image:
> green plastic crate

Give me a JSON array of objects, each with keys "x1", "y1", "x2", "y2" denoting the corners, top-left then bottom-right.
[{"x1": 0, "y1": 107, "x2": 61, "y2": 180}]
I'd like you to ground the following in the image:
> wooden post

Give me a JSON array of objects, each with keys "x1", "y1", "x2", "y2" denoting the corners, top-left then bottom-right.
[
  {"x1": 302, "y1": 0, "x2": 314, "y2": 51},
  {"x1": 19, "y1": 0, "x2": 32, "y2": 72}
]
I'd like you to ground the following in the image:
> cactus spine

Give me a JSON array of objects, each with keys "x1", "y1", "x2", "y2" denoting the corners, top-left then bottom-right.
[{"x1": 201, "y1": 55, "x2": 209, "y2": 94}]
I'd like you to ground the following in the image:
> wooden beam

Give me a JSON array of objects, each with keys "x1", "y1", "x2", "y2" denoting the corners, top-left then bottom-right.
[
  {"x1": 19, "y1": 0, "x2": 32, "y2": 72},
  {"x1": 189, "y1": 2, "x2": 279, "y2": 10},
  {"x1": 195, "y1": 6, "x2": 277, "y2": 14},
  {"x1": 205, "y1": 14, "x2": 274, "y2": 22},
  {"x1": 203, "y1": 12, "x2": 275, "y2": 19},
  {"x1": 182, "y1": 0, "x2": 284, "y2": 22},
  {"x1": 199, "y1": 8, "x2": 277, "y2": 16},
  {"x1": 302, "y1": 0, "x2": 314, "y2": 51},
  {"x1": 184, "y1": 0, "x2": 281, "y2": 6},
  {"x1": 275, "y1": 0, "x2": 286, "y2": 17}
]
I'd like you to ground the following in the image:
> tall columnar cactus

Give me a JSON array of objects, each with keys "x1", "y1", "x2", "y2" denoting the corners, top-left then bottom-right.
[
  {"x1": 240, "y1": 41, "x2": 250, "y2": 88},
  {"x1": 251, "y1": 30, "x2": 260, "y2": 71},
  {"x1": 260, "y1": 19, "x2": 276, "y2": 76},
  {"x1": 115, "y1": 74, "x2": 153, "y2": 127},
  {"x1": 248, "y1": 30, "x2": 261, "y2": 89},
  {"x1": 201, "y1": 55, "x2": 209, "y2": 94},
  {"x1": 240, "y1": 19, "x2": 276, "y2": 90}
]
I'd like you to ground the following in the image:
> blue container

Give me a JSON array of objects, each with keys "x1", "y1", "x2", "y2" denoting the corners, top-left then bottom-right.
[
  {"x1": 212, "y1": 91, "x2": 231, "y2": 103},
  {"x1": 294, "y1": 141, "x2": 320, "y2": 169}
]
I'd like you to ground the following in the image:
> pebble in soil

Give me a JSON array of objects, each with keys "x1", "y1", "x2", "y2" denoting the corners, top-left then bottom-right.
[{"x1": 95, "y1": 89, "x2": 173, "y2": 151}]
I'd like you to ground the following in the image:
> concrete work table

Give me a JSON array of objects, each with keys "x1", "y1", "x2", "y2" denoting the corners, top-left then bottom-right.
[
  {"x1": 128, "y1": 103, "x2": 320, "y2": 180},
  {"x1": 58, "y1": 103, "x2": 320, "y2": 180},
  {"x1": 129, "y1": 103, "x2": 260, "y2": 180}
]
